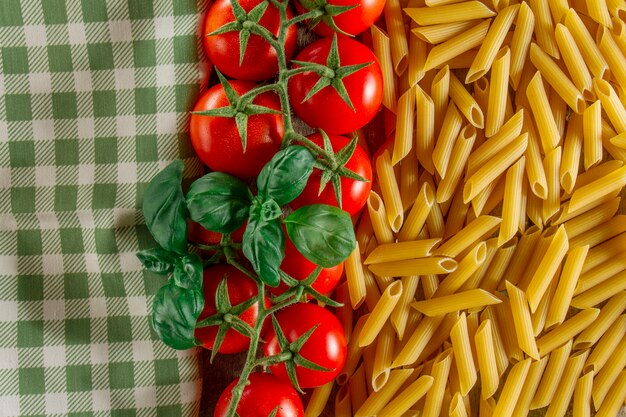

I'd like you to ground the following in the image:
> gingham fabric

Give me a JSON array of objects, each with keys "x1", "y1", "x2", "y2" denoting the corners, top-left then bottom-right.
[{"x1": 0, "y1": 1, "x2": 209, "y2": 415}]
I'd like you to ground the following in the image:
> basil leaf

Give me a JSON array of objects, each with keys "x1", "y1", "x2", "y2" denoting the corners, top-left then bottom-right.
[
  {"x1": 173, "y1": 253, "x2": 203, "y2": 290},
  {"x1": 242, "y1": 216, "x2": 284, "y2": 287},
  {"x1": 257, "y1": 146, "x2": 315, "y2": 205},
  {"x1": 143, "y1": 160, "x2": 188, "y2": 254},
  {"x1": 284, "y1": 204, "x2": 355, "y2": 267},
  {"x1": 151, "y1": 281, "x2": 204, "y2": 350},
  {"x1": 186, "y1": 172, "x2": 253, "y2": 234},
  {"x1": 136, "y1": 247, "x2": 178, "y2": 275}
]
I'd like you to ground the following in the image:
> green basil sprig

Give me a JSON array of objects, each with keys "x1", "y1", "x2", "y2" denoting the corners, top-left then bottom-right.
[
  {"x1": 136, "y1": 247, "x2": 178, "y2": 275},
  {"x1": 257, "y1": 145, "x2": 315, "y2": 205},
  {"x1": 173, "y1": 253, "x2": 203, "y2": 290},
  {"x1": 242, "y1": 215, "x2": 285, "y2": 287}
]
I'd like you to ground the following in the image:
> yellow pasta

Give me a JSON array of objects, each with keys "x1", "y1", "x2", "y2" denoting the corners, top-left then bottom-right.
[
  {"x1": 422, "y1": 349, "x2": 452, "y2": 417},
  {"x1": 436, "y1": 125, "x2": 476, "y2": 203},
  {"x1": 466, "y1": 4, "x2": 518, "y2": 83},
  {"x1": 474, "y1": 319, "x2": 499, "y2": 399},
  {"x1": 568, "y1": 164, "x2": 626, "y2": 213},
  {"x1": 449, "y1": 72, "x2": 485, "y2": 128},
  {"x1": 592, "y1": 338, "x2": 626, "y2": 410},
  {"x1": 575, "y1": 254, "x2": 626, "y2": 295},
  {"x1": 594, "y1": 78, "x2": 626, "y2": 133},
  {"x1": 415, "y1": 85, "x2": 436, "y2": 175},
  {"x1": 390, "y1": 275, "x2": 419, "y2": 340},
  {"x1": 493, "y1": 358, "x2": 532, "y2": 416},
  {"x1": 560, "y1": 113, "x2": 583, "y2": 193},
  {"x1": 416, "y1": 312, "x2": 460, "y2": 364},
  {"x1": 423, "y1": 19, "x2": 491, "y2": 71},
  {"x1": 431, "y1": 65, "x2": 450, "y2": 137},
  {"x1": 412, "y1": 20, "x2": 479, "y2": 44},
  {"x1": 574, "y1": 291, "x2": 626, "y2": 351},
  {"x1": 376, "y1": 151, "x2": 404, "y2": 232},
  {"x1": 506, "y1": 281, "x2": 540, "y2": 359},
  {"x1": 335, "y1": 282, "x2": 353, "y2": 343},
  {"x1": 412, "y1": 289, "x2": 502, "y2": 316},
  {"x1": 532, "y1": 339, "x2": 573, "y2": 409},
  {"x1": 596, "y1": 369, "x2": 626, "y2": 417},
  {"x1": 584, "y1": 313, "x2": 625, "y2": 375},
  {"x1": 510, "y1": 1, "x2": 535, "y2": 88},
  {"x1": 392, "y1": 88, "x2": 415, "y2": 165},
  {"x1": 555, "y1": 23, "x2": 594, "y2": 101},
  {"x1": 372, "y1": 26, "x2": 397, "y2": 113},
  {"x1": 571, "y1": 269, "x2": 626, "y2": 308},
  {"x1": 536, "y1": 308, "x2": 600, "y2": 357},
  {"x1": 435, "y1": 215, "x2": 502, "y2": 258},
  {"x1": 432, "y1": 101, "x2": 463, "y2": 178},
  {"x1": 545, "y1": 350, "x2": 590, "y2": 417},
  {"x1": 372, "y1": 323, "x2": 395, "y2": 391},
  {"x1": 349, "y1": 364, "x2": 367, "y2": 412},
  {"x1": 377, "y1": 375, "x2": 434, "y2": 417},
  {"x1": 408, "y1": 32, "x2": 426, "y2": 86},
  {"x1": 400, "y1": 152, "x2": 420, "y2": 212},
  {"x1": 485, "y1": 47, "x2": 510, "y2": 137},
  {"x1": 448, "y1": 392, "x2": 468, "y2": 417},
  {"x1": 365, "y1": 239, "x2": 441, "y2": 265},
  {"x1": 532, "y1": 269, "x2": 559, "y2": 336},
  {"x1": 481, "y1": 238, "x2": 516, "y2": 292},
  {"x1": 354, "y1": 369, "x2": 415, "y2": 417},
  {"x1": 587, "y1": 0, "x2": 612, "y2": 26},
  {"x1": 367, "y1": 191, "x2": 394, "y2": 245},
  {"x1": 359, "y1": 281, "x2": 403, "y2": 347},
  {"x1": 599, "y1": 26, "x2": 626, "y2": 93},
  {"x1": 573, "y1": 369, "x2": 593, "y2": 417},
  {"x1": 564, "y1": 8, "x2": 610, "y2": 80},
  {"x1": 398, "y1": 183, "x2": 434, "y2": 242},
  {"x1": 392, "y1": 315, "x2": 447, "y2": 368},
  {"x1": 384, "y1": 0, "x2": 408, "y2": 76},
  {"x1": 368, "y1": 256, "x2": 457, "y2": 277},
  {"x1": 405, "y1": 1, "x2": 496, "y2": 25},
  {"x1": 305, "y1": 381, "x2": 334, "y2": 417},
  {"x1": 582, "y1": 231, "x2": 626, "y2": 273},
  {"x1": 511, "y1": 357, "x2": 549, "y2": 417},
  {"x1": 543, "y1": 146, "x2": 561, "y2": 223},
  {"x1": 522, "y1": 111, "x2": 549, "y2": 199},
  {"x1": 435, "y1": 242, "x2": 487, "y2": 297},
  {"x1": 334, "y1": 384, "x2": 351, "y2": 417},
  {"x1": 450, "y1": 313, "x2": 477, "y2": 396},
  {"x1": 337, "y1": 314, "x2": 369, "y2": 385},
  {"x1": 345, "y1": 244, "x2": 367, "y2": 310},
  {"x1": 526, "y1": 71, "x2": 560, "y2": 153}
]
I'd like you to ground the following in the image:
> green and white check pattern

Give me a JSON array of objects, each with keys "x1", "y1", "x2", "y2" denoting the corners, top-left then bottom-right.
[{"x1": 0, "y1": 1, "x2": 208, "y2": 415}]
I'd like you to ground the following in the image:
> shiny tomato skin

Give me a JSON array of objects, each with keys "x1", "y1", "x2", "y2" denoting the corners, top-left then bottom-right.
[
  {"x1": 294, "y1": 0, "x2": 384, "y2": 36},
  {"x1": 190, "y1": 81, "x2": 284, "y2": 179},
  {"x1": 188, "y1": 221, "x2": 246, "y2": 246},
  {"x1": 264, "y1": 303, "x2": 347, "y2": 388},
  {"x1": 204, "y1": 0, "x2": 297, "y2": 81},
  {"x1": 288, "y1": 37, "x2": 383, "y2": 135},
  {"x1": 273, "y1": 235, "x2": 344, "y2": 296},
  {"x1": 290, "y1": 133, "x2": 372, "y2": 216},
  {"x1": 214, "y1": 373, "x2": 304, "y2": 417},
  {"x1": 195, "y1": 265, "x2": 270, "y2": 354}
]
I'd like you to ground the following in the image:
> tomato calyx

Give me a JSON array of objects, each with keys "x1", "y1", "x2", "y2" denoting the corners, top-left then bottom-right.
[
  {"x1": 291, "y1": 34, "x2": 373, "y2": 111},
  {"x1": 297, "y1": 0, "x2": 358, "y2": 36},
  {"x1": 191, "y1": 70, "x2": 281, "y2": 151},
  {"x1": 196, "y1": 276, "x2": 257, "y2": 362},
  {"x1": 271, "y1": 266, "x2": 343, "y2": 307},
  {"x1": 263, "y1": 315, "x2": 333, "y2": 393},
  {"x1": 206, "y1": 0, "x2": 276, "y2": 66}
]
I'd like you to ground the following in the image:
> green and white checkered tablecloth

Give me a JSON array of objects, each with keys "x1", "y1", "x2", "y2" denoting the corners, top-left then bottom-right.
[{"x1": 0, "y1": 1, "x2": 209, "y2": 415}]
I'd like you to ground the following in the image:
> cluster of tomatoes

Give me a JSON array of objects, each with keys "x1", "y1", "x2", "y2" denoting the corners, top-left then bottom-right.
[{"x1": 186, "y1": 0, "x2": 386, "y2": 414}]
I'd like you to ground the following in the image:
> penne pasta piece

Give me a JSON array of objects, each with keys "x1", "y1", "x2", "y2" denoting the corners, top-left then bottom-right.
[
  {"x1": 378, "y1": 375, "x2": 434, "y2": 417},
  {"x1": 520, "y1": 112, "x2": 547, "y2": 199},
  {"x1": 346, "y1": 244, "x2": 367, "y2": 310},
  {"x1": 585, "y1": 314, "x2": 626, "y2": 374},
  {"x1": 356, "y1": 211, "x2": 374, "y2": 255},
  {"x1": 479, "y1": 238, "x2": 515, "y2": 292},
  {"x1": 354, "y1": 369, "x2": 415, "y2": 417},
  {"x1": 384, "y1": 0, "x2": 409, "y2": 75},
  {"x1": 532, "y1": 339, "x2": 573, "y2": 409},
  {"x1": 363, "y1": 266, "x2": 382, "y2": 312},
  {"x1": 573, "y1": 369, "x2": 593, "y2": 417},
  {"x1": 510, "y1": 2, "x2": 535, "y2": 88},
  {"x1": 390, "y1": 275, "x2": 419, "y2": 340},
  {"x1": 548, "y1": 0, "x2": 569, "y2": 22},
  {"x1": 594, "y1": 78, "x2": 626, "y2": 133},
  {"x1": 587, "y1": 0, "x2": 612, "y2": 27},
  {"x1": 449, "y1": 72, "x2": 485, "y2": 128},
  {"x1": 408, "y1": 31, "x2": 427, "y2": 86},
  {"x1": 412, "y1": 289, "x2": 502, "y2": 316},
  {"x1": 569, "y1": 214, "x2": 626, "y2": 249},
  {"x1": 536, "y1": 308, "x2": 600, "y2": 357},
  {"x1": 592, "y1": 338, "x2": 626, "y2": 410},
  {"x1": 545, "y1": 350, "x2": 590, "y2": 417},
  {"x1": 581, "y1": 100, "x2": 601, "y2": 171},
  {"x1": 372, "y1": 323, "x2": 396, "y2": 391},
  {"x1": 609, "y1": 131, "x2": 626, "y2": 148},
  {"x1": 335, "y1": 283, "x2": 353, "y2": 343},
  {"x1": 470, "y1": 176, "x2": 499, "y2": 217},
  {"x1": 423, "y1": 19, "x2": 491, "y2": 71},
  {"x1": 398, "y1": 183, "x2": 434, "y2": 242},
  {"x1": 571, "y1": 270, "x2": 626, "y2": 308},
  {"x1": 555, "y1": 24, "x2": 594, "y2": 101},
  {"x1": 530, "y1": 42, "x2": 585, "y2": 113},
  {"x1": 431, "y1": 65, "x2": 450, "y2": 136},
  {"x1": 527, "y1": 71, "x2": 560, "y2": 153},
  {"x1": 532, "y1": 269, "x2": 559, "y2": 337},
  {"x1": 568, "y1": 162, "x2": 626, "y2": 216},
  {"x1": 475, "y1": 319, "x2": 499, "y2": 399},
  {"x1": 305, "y1": 381, "x2": 334, "y2": 417},
  {"x1": 392, "y1": 88, "x2": 415, "y2": 164},
  {"x1": 607, "y1": 0, "x2": 626, "y2": 16},
  {"x1": 372, "y1": 26, "x2": 397, "y2": 113},
  {"x1": 449, "y1": 392, "x2": 468, "y2": 417},
  {"x1": 545, "y1": 245, "x2": 589, "y2": 330},
  {"x1": 467, "y1": 5, "x2": 518, "y2": 83},
  {"x1": 400, "y1": 152, "x2": 420, "y2": 212},
  {"x1": 404, "y1": 1, "x2": 496, "y2": 25},
  {"x1": 582, "y1": 230, "x2": 626, "y2": 273},
  {"x1": 363, "y1": 343, "x2": 376, "y2": 395},
  {"x1": 450, "y1": 313, "x2": 477, "y2": 395},
  {"x1": 359, "y1": 281, "x2": 403, "y2": 347},
  {"x1": 596, "y1": 370, "x2": 626, "y2": 417},
  {"x1": 435, "y1": 242, "x2": 487, "y2": 296},
  {"x1": 392, "y1": 314, "x2": 446, "y2": 368},
  {"x1": 444, "y1": 183, "x2": 471, "y2": 240},
  {"x1": 474, "y1": 76, "x2": 490, "y2": 117},
  {"x1": 412, "y1": 20, "x2": 480, "y2": 44},
  {"x1": 435, "y1": 215, "x2": 502, "y2": 258},
  {"x1": 560, "y1": 113, "x2": 583, "y2": 193},
  {"x1": 492, "y1": 293, "x2": 524, "y2": 362},
  {"x1": 367, "y1": 191, "x2": 394, "y2": 245},
  {"x1": 481, "y1": 306, "x2": 510, "y2": 376},
  {"x1": 415, "y1": 85, "x2": 436, "y2": 174},
  {"x1": 574, "y1": 292, "x2": 626, "y2": 351},
  {"x1": 599, "y1": 26, "x2": 626, "y2": 93},
  {"x1": 349, "y1": 364, "x2": 368, "y2": 411},
  {"x1": 511, "y1": 357, "x2": 549, "y2": 417},
  {"x1": 542, "y1": 146, "x2": 561, "y2": 223},
  {"x1": 493, "y1": 358, "x2": 532, "y2": 416},
  {"x1": 564, "y1": 8, "x2": 610, "y2": 80},
  {"x1": 335, "y1": 384, "x2": 351, "y2": 417},
  {"x1": 423, "y1": 349, "x2": 453, "y2": 417},
  {"x1": 506, "y1": 281, "x2": 540, "y2": 359},
  {"x1": 436, "y1": 125, "x2": 476, "y2": 203},
  {"x1": 485, "y1": 47, "x2": 511, "y2": 136},
  {"x1": 365, "y1": 239, "x2": 441, "y2": 265},
  {"x1": 529, "y1": 0, "x2": 559, "y2": 58},
  {"x1": 337, "y1": 314, "x2": 370, "y2": 385},
  {"x1": 575, "y1": 254, "x2": 626, "y2": 295},
  {"x1": 433, "y1": 101, "x2": 463, "y2": 178},
  {"x1": 415, "y1": 312, "x2": 459, "y2": 364},
  {"x1": 376, "y1": 151, "x2": 404, "y2": 232},
  {"x1": 368, "y1": 256, "x2": 457, "y2": 277}
]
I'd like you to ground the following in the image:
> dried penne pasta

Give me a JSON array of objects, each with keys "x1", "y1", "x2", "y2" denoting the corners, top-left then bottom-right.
[
  {"x1": 384, "y1": 0, "x2": 409, "y2": 76},
  {"x1": 536, "y1": 308, "x2": 600, "y2": 356},
  {"x1": 365, "y1": 239, "x2": 441, "y2": 265},
  {"x1": 584, "y1": 314, "x2": 625, "y2": 374},
  {"x1": 594, "y1": 78, "x2": 626, "y2": 133},
  {"x1": 599, "y1": 26, "x2": 626, "y2": 92},
  {"x1": 376, "y1": 150, "x2": 404, "y2": 232},
  {"x1": 359, "y1": 281, "x2": 403, "y2": 347},
  {"x1": 372, "y1": 26, "x2": 398, "y2": 113},
  {"x1": 422, "y1": 349, "x2": 453, "y2": 417},
  {"x1": 571, "y1": 269, "x2": 626, "y2": 308},
  {"x1": 337, "y1": 314, "x2": 370, "y2": 385},
  {"x1": 423, "y1": 20, "x2": 491, "y2": 71},
  {"x1": 415, "y1": 85, "x2": 436, "y2": 174},
  {"x1": 436, "y1": 125, "x2": 476, "y2": 203},
  {"x1": 485, "y1": 47, "x2": 511, "y2": 137},
  {"x1": 392, "y1": 88, "x2": 415, "y2": 164},
  {"x1": 555, "y1": 24, "x2": 594, "y2": 101},
  {"x1": 493, "y1": 358, "x2": 532, "y2": 416},
  {"x1": 573, "y1": 369, "x2": 593, "y2": 417},
  {"x1": 542, "y1": 146, "x2": 561, "y2": 223},
  {"x1": 334, "y1": 384, "x2": 351, "y2": 417},
  {"x1": 433, "y1": 101, "x2": 463, "y2": 178},
  {"x1": 448, "y1": 392, "x2": 468, "y2": 417},
  {"x1": 412, "y1": 20, "x2": 479, "y2": 44},
  {"x1": 349, "y1": 364, "x2": 367, "y2": 412},
  {"x1": 575, "y1": 254, "x2": 626, "y2": 295},
  {"x1": 405, "y1": 1, "x2": 496, "y2": 26},
  {"x1": 412, "y1": 289, "x2": 502, "y2": 316},
  {"x1": 392, "y1": 315, "x2": 446, "y2": 368},
  {"x1": 434, "y1": 242, "x2": 487, "y2": 296},
  {"x1": 574, "y1": 291, "x2": 626, "y2": 350},
  {"x1": 435, "y1": 215, "x2": 502, "y2": 258},
  {"x1": 431, "y1": 65, "x2": 450, "y2": 136},
  {"x1": 391, "y1": 275, "x2": 419, "y2": 340},
  {"x1": 346, "y1": 244, "x2": 367, "y2": 310},
  {"x1": 510, "y1": 1, "x2": 535, "y2": 88},
  {"x1": 372, "y1": 323, "x2": 395, "y2": 391},
  {"x1": 368, "y1": 191, "x2": 394, "y2": 245},
  {"x1": 582, "y1": 231, "x2": 626, "y2": 273},
  {"x1": 592, "y1": 338, "x2": 626, "y2": 410},
  {"x1": 377, "y1": 375, "x2": 434, "y2": 417},
  {"x1": 305, "y1": 381, "x2": 334, "y2": 417},
  {"x1": 368, "y1": 256, "x2": 457, "y2": 277},
  {"x1": 449, "y1": 72, "x2": 485, "y2": 128},
  {"x1": 596, "y1": 370, "x2": 626, "y2": 417},
  {"x1": 398, "y1": 183, "x2": 434, "y2": 242},
  {"x1": 527, "y1": 72, "x2": 560, "y2": 153},
  {"x1": 587, "y1": 0, "x2": 612, "y2": 27},
  {"x1": 450, "y1": 313, "x2": 477, "y2": 396},
  {"x1": 354, "y1": 369, "x2": 415, "y2": 417},
  {"x1": 564, "y1": 8, "x2": 610, "y2": 80},
  {"x1": 560, "y1": 113, "x2": 583, "y2": 193},
  {"x1": 511, "y1": 357, "x2": 549, "y2": 417},
  {"x1": 475, "y1": 319, "x2": 499, "y2": 399},
  {"x1": 532, "y1": 340, "x2": 573, "y2": 409},
  {"x1": 545, "y1": 350, "x2": 590, "y2": 417},
  {"x1": 408, "y1": 31, "x2": 426, "y2": 86},
  {"x1": 506, "y1": 281, "x2": 540, "y2": 359}
]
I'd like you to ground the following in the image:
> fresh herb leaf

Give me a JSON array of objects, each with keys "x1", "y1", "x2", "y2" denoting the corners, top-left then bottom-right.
[
  {"x1": 173, "y1": 253, "x2": 203, "y2": 290},
  {"x1": 242, "y1": 216, "x2": 285, "y2": 287},
  {"x1": 257, "y1": 146, "x2": 315, "y2": 205},
  {"x1": 136, "y1": 247, "x2": 178, "y2": 275}
]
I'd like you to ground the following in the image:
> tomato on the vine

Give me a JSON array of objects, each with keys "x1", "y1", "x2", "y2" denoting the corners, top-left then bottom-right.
[
  {"x1": 288, "y1": 36, "x2": 383, "y2": 135},
  {"x1": 188, "y1": 221, "x2": 246, "y2": 247},
  {"x1": 263, "y1": 303, "x2": 347, "y2": 388},
  {"x1": 290, "y1": 133, "x2": 372, "y2": 216},
  {"x1": 214, "y1": 373, "x2": 304, "y2": 417},
  {"x1": 295, "y1": 0, "x2": 384, "y2": 37},
  {"x1": 204, "y1": 0, "x2": 297, "y2": 81},
  {"x1": 195, "y1": 265, "x2": 270, "y2": 354},
  {"x1": 273, "y1": 235, "x2": 344, "y2": 296},
  {"x1": 190, "y1": 81, "x2": 284, "y2": 179}
]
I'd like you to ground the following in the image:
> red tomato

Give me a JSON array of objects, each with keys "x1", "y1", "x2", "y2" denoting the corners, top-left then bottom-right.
[
  {"x1": 195, "y1": 265, "x2": 270, "y2": 354},
  {"x1": 288, "y1": 36, "x2": 383, "y2": 135},
  {"x1": 190, "y1": 81, "x2": 284, "y2": 179},
  {"x1": 204, "y1": 0, "x2": 297, "y2": 81},
  {"x1": 290, "y1": 133, "x2": 372, "y2": 216},
  {"x1": 273, "y1": 235, "x2": 344, "y2": 296},
  {"x1": 294, "y1": 0, "x2": 384, "y2": 36},
  {"x1": 188, "y1": 221, "x2": 246, "y2": 246},
  {"x1": 215, "y1": 373, "x2": 304, "y2": 417},
  {"x1": 264, "y1": 303, "x2": 347, "y2": 388}
]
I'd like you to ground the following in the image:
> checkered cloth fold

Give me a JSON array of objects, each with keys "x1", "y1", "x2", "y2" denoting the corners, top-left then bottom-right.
[{"x1": 0, "y1": 1, "x2": 209, "y2": 415}]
